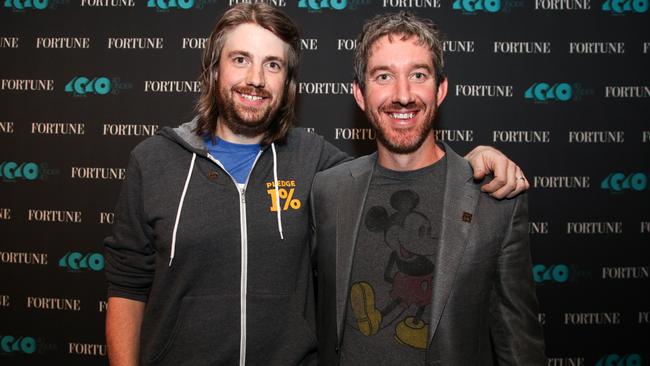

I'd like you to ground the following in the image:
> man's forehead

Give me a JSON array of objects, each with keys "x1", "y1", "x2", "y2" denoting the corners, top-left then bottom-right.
[
  {"x1": 222, "y1": 23, "x2": 289, "y2": 58},
  {"x1": 369, "y1": 33, "x2": 427, "y2": 55},
  {"x1": 367, "y1": 34, "x2": 432, "y2": 66}
]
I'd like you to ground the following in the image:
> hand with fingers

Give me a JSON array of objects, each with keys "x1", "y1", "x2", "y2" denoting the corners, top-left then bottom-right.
[{"x1": 464, "y1": 145, "x2": 529, "y2": 199}]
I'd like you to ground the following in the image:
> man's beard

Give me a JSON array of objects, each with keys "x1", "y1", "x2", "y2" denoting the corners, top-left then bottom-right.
[
  {"x1": 216, "y1": 84, "x2": 280, "y2": 138},
  {"x1": 366, "y1": 99, "x2": 437, "y2": 155}
]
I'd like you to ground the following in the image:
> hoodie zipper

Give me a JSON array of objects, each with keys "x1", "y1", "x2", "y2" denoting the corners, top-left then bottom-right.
[{"x1": 206, "y1": 151, "x2": 262, "y2": 366}]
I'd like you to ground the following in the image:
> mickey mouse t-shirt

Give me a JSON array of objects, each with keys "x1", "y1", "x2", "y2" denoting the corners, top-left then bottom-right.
[{"x1": 340, "y1": 155, "x2": 447, "y2": 366}]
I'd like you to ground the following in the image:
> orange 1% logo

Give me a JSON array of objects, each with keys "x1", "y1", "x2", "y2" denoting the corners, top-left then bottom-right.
[{"x1": 267, "y1": 188, "x2": 302, "y2": 212}]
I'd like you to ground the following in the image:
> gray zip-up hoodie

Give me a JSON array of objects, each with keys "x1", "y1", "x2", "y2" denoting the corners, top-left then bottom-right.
[{"x1": 104, "y1": 118, "x2": 348, "y2": 365}]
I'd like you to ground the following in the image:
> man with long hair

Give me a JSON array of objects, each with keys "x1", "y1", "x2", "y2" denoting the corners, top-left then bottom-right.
[{"x1": 104, "y1": 4, "x2": 529, "y2": 365}]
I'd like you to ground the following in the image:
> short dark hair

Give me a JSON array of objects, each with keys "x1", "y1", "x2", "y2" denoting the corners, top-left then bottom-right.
[
  {"x1": 194, "y1": 3, "x2": 301, "y2": 145},
  {"x1": 353, "y1": 11, "x2": 446, "y2": 91}
]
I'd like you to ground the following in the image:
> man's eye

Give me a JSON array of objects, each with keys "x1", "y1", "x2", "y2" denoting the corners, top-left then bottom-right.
[
  {"x1": 267, "y1": 61, "x2": 282, "y2": 71},
  {"x1": 412, "y1": 72, "x2": 427, "y2": 80},
  {"x1": 377, "y1": 74, "x2": 391, "y2": 81},
  {"x1": 233, "y1": 56, "x2": 247, "y2": 64}
]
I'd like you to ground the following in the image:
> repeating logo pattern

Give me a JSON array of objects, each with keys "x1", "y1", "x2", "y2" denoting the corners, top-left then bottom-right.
[{"x1": 1, "y1": 1, "x2": 647, "y2": 364}]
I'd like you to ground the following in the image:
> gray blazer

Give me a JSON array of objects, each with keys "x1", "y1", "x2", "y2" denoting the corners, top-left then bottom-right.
[{"x1": 310, "y1": 144, "x2": 546, "y2": 366}]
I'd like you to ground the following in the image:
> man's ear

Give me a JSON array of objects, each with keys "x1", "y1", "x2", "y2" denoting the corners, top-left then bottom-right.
[
  {"x1": 352, "y1": 81, "x2": 366, "y2": 112},
  {"x1": 436, "y1": 77, "x2": 448, "y2": 106}
]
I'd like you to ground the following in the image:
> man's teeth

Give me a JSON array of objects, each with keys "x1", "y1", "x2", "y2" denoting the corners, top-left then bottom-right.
[
  {"x1": 241, "y1": 93, "x2": 263, "y2": 101},
  {"x1": 390, "y1": 112, "x2": 415, "y2": 119}
]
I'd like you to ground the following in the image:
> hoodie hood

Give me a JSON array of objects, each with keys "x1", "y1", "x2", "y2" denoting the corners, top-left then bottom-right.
[{"x1": 157, "y1": 117, "x2": 208, "y2": 155}]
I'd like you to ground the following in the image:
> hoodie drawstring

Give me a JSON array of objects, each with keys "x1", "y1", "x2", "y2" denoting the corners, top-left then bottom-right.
[
  {"x1": 271, "y1": 143, "x2": 284, "y2": 240},
  {"x1": 169, "y1": 152, "x2": 196, "y2": 266}
]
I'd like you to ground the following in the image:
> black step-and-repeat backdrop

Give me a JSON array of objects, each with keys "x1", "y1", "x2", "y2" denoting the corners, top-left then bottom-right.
[{"x1": 1, "y1": 0, "x2": 649, "y2": 365}]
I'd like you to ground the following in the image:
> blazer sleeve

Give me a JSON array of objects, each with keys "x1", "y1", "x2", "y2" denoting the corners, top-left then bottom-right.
[
  {"x1": 103, "y1": 152, "x2": 156, "y2": 302},
  {"x1": 489, "y1": 193, "x2": 547, "y2": 365}
]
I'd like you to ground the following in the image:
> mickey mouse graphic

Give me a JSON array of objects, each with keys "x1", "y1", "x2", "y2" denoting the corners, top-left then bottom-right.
[{"x1": 350, "y1": 189, "x2": 437, "y2": 350}]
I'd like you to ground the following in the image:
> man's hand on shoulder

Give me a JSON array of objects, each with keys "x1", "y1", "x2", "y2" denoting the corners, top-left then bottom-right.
[{"x1": 464, "y1": 145, "x2": 529, "y2": 199}]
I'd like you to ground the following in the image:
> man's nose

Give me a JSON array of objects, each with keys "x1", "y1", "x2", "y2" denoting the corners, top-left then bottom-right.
[
  {"x1": 245, "y1": 63, "x2": 265, "y2": 88},
  {"x1": 392, "y1": 76, "x2": 414, "y2": 106}
]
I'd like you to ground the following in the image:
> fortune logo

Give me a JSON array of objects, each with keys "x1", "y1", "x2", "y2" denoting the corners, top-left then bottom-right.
[
  {"x1": 568, "y1": 131, "x2": 624, "y2": 143},
  {"x1": 0, "y1": 37, "x2": 19, "y2": 48},
  {"x1": 382, "y1": 0, "x2": 441, "y2": 7},
  {"x1": 27, "y1": 209, "x2": 82, "y2": 223},
  {"x1": 601, "y1": 266, "x2": 650, "y2": 279},
  {"x1": 68, "y1": 343, "x2": 106, "y2": 356},
  {"x1": 0, "y1": 122, "x2": 14, "y2": 133},
  {"x1": 337, "y1": 39, "x2": 358, "y2": 51},
  {"x1": 26, "y1": 297, "x2": 81, "y2": 311},
  {"x1": 564, "y1": 312, "x2": 621, "y2": 325},
  {"x1": 35, "y1": 37, "x2": 90, "y2": 49},
  {"x1": 566, "y1": 221, "x2": 623, "y2": 234},
  {"x1": 455, "y1": 84, "x2": 513, "y2": 97}
]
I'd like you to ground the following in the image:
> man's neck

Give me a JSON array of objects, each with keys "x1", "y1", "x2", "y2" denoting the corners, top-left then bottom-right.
[
  {"x1": 376, "y1": 134, "x2": 445, "y2": 171},
  {"x1": 215, "y1": 118, "x2": 264, "y2": 145}
]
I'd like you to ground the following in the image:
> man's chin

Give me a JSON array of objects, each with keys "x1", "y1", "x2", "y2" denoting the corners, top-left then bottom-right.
[
  {"x1": 224, "y1": 119, "x2": 270, "y2": 138},
  {"x1": 221, "y1": 108, "x2": 277, "y2": 138},
  {"x1": 378, "y1": 139, "x2": 422, "y2": 154},
  {"x1": 375, "y1": 130, "x2": 429, "y2": 154}
]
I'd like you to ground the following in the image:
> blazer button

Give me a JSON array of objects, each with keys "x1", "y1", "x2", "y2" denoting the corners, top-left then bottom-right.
[
  {"x1": 335, "y1": 346, "x2": 339, "y2": 354},
  {"x1": 207, "y1": 171, "x2": 219, "y2": 182}
]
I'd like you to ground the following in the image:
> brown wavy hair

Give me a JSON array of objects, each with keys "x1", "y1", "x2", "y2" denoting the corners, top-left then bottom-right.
[{"x1": 194, "y1": 3, "x2": 301, "y2": 145}]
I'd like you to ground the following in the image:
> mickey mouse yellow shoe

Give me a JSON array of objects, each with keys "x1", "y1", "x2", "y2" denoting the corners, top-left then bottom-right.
[
  {"x1": 350, "y1": 282, "x2": 382, "y2": 336},
  {"x1": 394, "y1": 316, "x2": 428, "y2": 350}
]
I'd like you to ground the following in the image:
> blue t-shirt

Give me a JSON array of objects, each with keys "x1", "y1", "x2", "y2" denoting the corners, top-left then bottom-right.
[{"x1": 205, "y1": 136, "x2": 261, "y2": 185}]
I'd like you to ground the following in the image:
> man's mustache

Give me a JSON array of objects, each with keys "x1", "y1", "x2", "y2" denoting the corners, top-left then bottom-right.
[{"x1": 233, "y1": 86, "x2": 271, "y2": 99}]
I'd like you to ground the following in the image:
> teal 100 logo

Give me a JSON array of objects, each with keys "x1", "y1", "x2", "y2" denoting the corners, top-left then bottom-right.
[
  {"x1": 3, "y1": 0, "x2": 48, "y2": 9},
  {"x1": 147, "y1": 0, "x2": 194, "y2": 10},
  {"x1": 602, "y1": 0, "x2": 648, "y2": 13},
  {"x1": 601, "y1": 172, "x2": 647, "y2": 192},
  {"x1": 59, "y1": 252, "x2": 105, "y2": 271},
  {"x1": 0, "y1": 335, "x2": 36, "y2": 354},
  {"x1": 596, "y1": 354, "x2": 642, "y2": 366},
  {"x1": 533, "y1": 264, "x2": 569, "y2": 283},
  {"x1": 525, "y1": 82, "x2": 573, "y2": 102},
  {"x1": 0, "y1": 161, "x2": 40, "y2": 181},
  {"x1": 453, "y1": 0, "x2": 501, "y2": 12},
  {"x1": 298, "y1": 0, "x2": 348, "y2": 10},
  {"x1": 65, "y1": 76, "x2": 110, "y2": 96}
]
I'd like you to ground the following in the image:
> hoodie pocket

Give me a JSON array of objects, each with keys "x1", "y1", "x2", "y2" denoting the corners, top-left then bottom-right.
[
  {"x1": 245, "y1": 293, "x2": 317, "y2": 366},
  {"x1": 148, "y1": 294, "x2": 240, "y2": 365}
]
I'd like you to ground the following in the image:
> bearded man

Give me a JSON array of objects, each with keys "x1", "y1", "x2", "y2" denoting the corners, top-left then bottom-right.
[
  {"x1": 104, "y1": 4, "x2": 530, "y2": 366},
  {"x1": 311, "y1": 11, "x2": 546, "y2": 366}
]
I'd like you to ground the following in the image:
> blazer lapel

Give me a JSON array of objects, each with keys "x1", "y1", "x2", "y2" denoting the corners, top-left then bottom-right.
[
  {"x1": 428, "y1": 144, "x2": 480, "y2": 343},
  {"x1": 335, "y1": 153, "x2": 376, "y2": 343}
]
